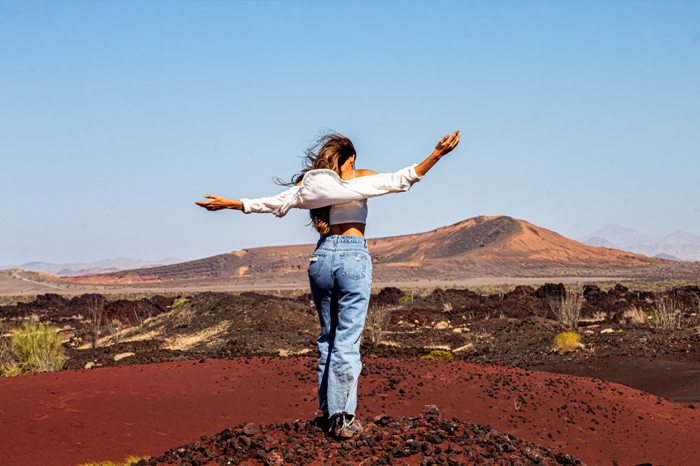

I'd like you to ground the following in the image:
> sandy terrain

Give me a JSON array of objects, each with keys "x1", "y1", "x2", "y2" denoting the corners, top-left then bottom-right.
[
  {"x1": 1, "y1": 357, "x2": 698, "y2": 466},
  {"x1": 0, "y1": 267, "x2": 629, "y2": 296}
]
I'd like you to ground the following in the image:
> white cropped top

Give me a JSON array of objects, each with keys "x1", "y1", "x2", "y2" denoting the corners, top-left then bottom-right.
[
  {"x1": 240, "y1": 162, "x2": 424, "y2": 218},
  {"x1": 328, "y1": 198, "x2": 368, "y2": 225}
]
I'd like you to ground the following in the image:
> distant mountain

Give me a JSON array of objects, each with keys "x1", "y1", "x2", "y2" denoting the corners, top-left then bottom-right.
[
  {"x1": 632, "y1": 231, "x2": 700, "y2": 261},
  {"x1": 580, "y1": 236, "x2": 619, "y2": 249},
  {"x1": 583, "y1": 224, "x2": 651, "y2": 249},
  {"x1": 654, "y1": 253, "x2": 681, "y2": 261},
  {"x1": 11, "y1": 257, "x2": 183, "y2": 277},
  {"x1": 59, "y1": 215, "x2": 669, "y2": 286},
  {"x1": 582, "y1": 225, "x2": 700, "y2": 261}
]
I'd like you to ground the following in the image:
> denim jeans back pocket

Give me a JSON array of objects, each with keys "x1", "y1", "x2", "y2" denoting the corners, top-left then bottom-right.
[
  {"x1": 338, "y1": 251, "x2": 370, "y2": 280},
  {"x1": 308, "y1": 252, "x2": 326, "y2": 280}
]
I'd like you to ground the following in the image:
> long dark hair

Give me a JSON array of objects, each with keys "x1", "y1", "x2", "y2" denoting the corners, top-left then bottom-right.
[{"x1": 274, "y1": 131, "x2": 356, "y2": 235}]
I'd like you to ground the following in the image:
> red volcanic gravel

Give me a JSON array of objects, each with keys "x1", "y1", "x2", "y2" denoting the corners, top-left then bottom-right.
[
  {"x1": 0, "y1": 357, "x2": 698, "y2": 466},
  {"x1": 139, "y1": 406, "x2": 582, "y2": 465}
]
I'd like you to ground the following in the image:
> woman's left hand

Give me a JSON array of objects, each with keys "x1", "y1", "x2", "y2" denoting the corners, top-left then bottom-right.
[
  {"x1": 196, "y1": 194, "x2": 231, "y2": 211},
  {"x1": 433, "y1": 130, "x2": 460, "y2": 158}
]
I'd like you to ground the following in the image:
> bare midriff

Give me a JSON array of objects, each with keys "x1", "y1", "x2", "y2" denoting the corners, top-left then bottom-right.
[{"x1": 327, "y1": 222, "x2": 366, "y2": 237}]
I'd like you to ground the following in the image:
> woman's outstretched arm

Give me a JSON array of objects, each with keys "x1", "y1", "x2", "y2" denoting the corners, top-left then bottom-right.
[
  {"x1": 347, "y1": 130, "x2": 460, "y2": 195},
  {"x1": 414, "y1": 130, "x2": 460, "y2": 177},
  {"x1": 195, "y1": 182, "x2": 300, "y2": 216}
]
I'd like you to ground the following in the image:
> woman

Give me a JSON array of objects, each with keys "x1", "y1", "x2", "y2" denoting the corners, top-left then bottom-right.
[{"x1": 196, "y1": 129, "x2": 460, "y2": 438}]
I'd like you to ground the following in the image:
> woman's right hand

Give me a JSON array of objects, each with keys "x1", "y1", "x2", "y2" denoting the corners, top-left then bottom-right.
[
  {"x1": 433, "y1": 130, "x2": 460, "y2": 157},
  {"x1": 195, "y1": 194, "x2": 233, "y2": 211}
]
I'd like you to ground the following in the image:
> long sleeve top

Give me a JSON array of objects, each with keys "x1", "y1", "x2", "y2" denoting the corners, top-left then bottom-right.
[{"x1": 240, "y1": 163, "x2": 424, "y2": 217}]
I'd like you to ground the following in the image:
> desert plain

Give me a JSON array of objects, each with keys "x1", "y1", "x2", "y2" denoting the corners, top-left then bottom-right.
[{"x1": 2, "y1": 216, "x2": 700, "y2": 465}]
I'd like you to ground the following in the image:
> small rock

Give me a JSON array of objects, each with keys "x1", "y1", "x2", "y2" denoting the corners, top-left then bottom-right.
[
  {"x1": 243, "y1": 423, "x2": 261, "y2": 436},
  {"x1": 84, "y1": 361, "x2": 95, "y2": 370},
  {"x1": 113, "y1": 352, "x2": 135, "y2": 362},
  {"x1": 238, "y1": 436, "x2": 252, "y2": 447},
  {"x1": 435, "y1": 321, "x2": 450, "y2": 330},
  {"x1": 264, "y1": 451, "x2": 284, "y2": 466}
]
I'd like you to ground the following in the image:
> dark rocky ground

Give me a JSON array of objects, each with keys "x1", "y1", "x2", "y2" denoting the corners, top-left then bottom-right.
[
  {"x1": 1, "y1": 283, "x2": 699, "y2": 400},
  {"x1": 137, "y1": 405, "x2": 583, "y2": 466}
]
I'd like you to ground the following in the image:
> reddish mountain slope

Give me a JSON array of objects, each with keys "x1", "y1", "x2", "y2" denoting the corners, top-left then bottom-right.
[{"x1": 60, "y1": 215, "x2": 673, "y2": 285}]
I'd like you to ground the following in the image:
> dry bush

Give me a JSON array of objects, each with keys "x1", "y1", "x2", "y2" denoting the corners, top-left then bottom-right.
[
  {"x1": 692, "y1": 292, "x2": 700, "y2": 315},
  {"x1": 650, "y1": 292, "x2": 682, "y2": 330},
  {"x1": 4, "y1": 321, "x2": 67, "y2": 375},
  {"x1": 548, "y1": 288, "x2": 583, "y2": 330},
  {"x1": 621, "y1": 306, "x2": 646, "y2": 326},
  {"x1": 582, "y1": 311, "x2": 607, "y2": 322},
  {"x1": 104, "y1": 319, "x2": 125, "y2": 344},
  {"x1": 86, "y1": 294, "x2": 106, "y2": 349},
  {"x1": 0, "y1": 332, "x2": 15, "y2": 376},
  {"x1": 364, "y1": 304, "x2": 392, "y2": 345}
]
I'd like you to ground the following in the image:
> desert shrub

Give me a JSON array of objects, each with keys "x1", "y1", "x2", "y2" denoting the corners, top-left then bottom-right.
[
  {"x1": 692, "y1": 292, "x2": 700, "y2": 314},
  {"x1": 4, "y1": 321, "x2": 67, "y2": 375},
  {"x1": 364, "y1": 304, "x2": 392, "y2": 345},
  {"x1": 620, "y1": 306, "x2": 646, "y2": 325},
  {"x1": 420, "y1": 349, "x2": 453, "y2": 361},
  {"x1": 86, "y1": 294, "x2": 106, "y2": 349},
  {"x1": 104, "y1": 319, "x2": 125, "y2": 344},
  {"x1": 79, "y1": 455, "x2": 144, "y2": 466},
  {"x1": 398, "y1": 294, "x2": 414, "y2": 304},
  {"x1": 548, "y1": 288, "x2": 583, "y2": 329},
  {"x1": 649, "y1": 292, "x2": 682, "y2": 330},
  {"x1": 170, "y1": 297, "x2": 188, "y2": 309},
  {"x1": 552, "y1": 331, "x2": 582, "y2": 353},
  {"x1": 0, "y1": 331, "x2": 15, "y2": 376}
]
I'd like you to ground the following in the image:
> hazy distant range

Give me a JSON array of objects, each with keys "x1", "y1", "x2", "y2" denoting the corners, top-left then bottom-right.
[
  {"x1": 581, "y1": 225, "x2": 700, "y2": 261},
  {"x1": 1, "y1": 257, "x2": 183, "y2": 277}
]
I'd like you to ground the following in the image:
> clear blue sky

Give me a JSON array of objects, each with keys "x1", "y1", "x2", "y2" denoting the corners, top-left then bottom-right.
[{"x1": 1, "y1": 1, "x2": 698, "y2": 265}]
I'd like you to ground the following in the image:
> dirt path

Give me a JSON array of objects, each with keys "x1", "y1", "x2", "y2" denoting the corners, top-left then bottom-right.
[{"x1": 1, "y1": 357, "x2": 698, "y2": 466}]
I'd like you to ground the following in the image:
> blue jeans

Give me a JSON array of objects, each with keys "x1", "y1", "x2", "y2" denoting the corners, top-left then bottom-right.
[{"x1": 307, "y1": 234, "x2": 372, "y2": 418}]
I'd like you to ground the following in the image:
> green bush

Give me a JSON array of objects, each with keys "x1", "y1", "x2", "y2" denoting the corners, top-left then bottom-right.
[
  {"x1": 552, "y1": 331, "x2": 582, "y2": 353},
  {"x1": 79, "y1": 455, "x2": 144, "y2": 466},
  {"x1": 3, "y1": 321, "x2": 67, "y2": 376},
  {"x1": 420, "y1": 349, "x2": 453, "y2": 361},
  {"x1": 170, "y1": 297, "x2": 188, "y2": 309},
  {"x1": 398, "y1": 294, "x2": 414, "y2": 304}
]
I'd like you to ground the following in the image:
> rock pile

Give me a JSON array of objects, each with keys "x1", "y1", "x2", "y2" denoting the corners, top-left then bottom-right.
[{"x1": 138, "y1": 406, "x2": 582, "y2": 465}]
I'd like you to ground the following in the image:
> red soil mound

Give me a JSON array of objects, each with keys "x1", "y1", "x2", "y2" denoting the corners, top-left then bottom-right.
[{"x1": 0, "y1": 357, "x2": 697, "y2": 466}]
